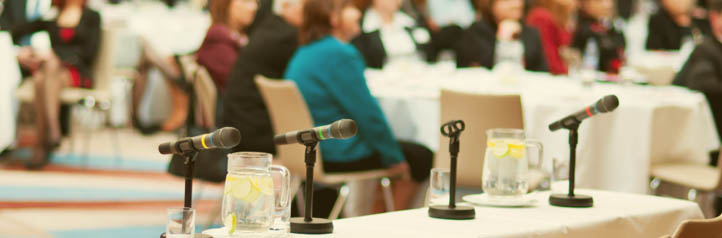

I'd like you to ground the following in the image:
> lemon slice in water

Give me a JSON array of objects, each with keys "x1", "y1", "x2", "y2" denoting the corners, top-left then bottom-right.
[
  {"x1": 224, "y1": 214, "x2": 236, "y2": 235},
  {"x1": 227, "y1": 176, "x2": 252, "y2": 200},
  {"x1": 508, "y1": 143, "x2": 525, "y2": 159},
  {"x1": 492, "y1": 142, "x2": 509, "y2": 157}
]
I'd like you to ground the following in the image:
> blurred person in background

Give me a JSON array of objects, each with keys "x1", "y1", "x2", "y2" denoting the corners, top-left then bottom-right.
[
  {"x1": 457, "y1": 0, "x2": 548, "y2": 72},
  {"x1": 196, "y1": 0, "x2": 258, "y2": 93},
  {"x1": 646, "y1": 0, "x2": 711, "y2": 51},
  {"x1": 526, "y1": 0, "x2": 578, "y2": 75},
  {"x1": 673, "y1": 0, "x2": 722, "y2": 94},
  {"x1": 10, "y1": 0, "x2": 100, "y2": 169},
  {"x1": 220, "y1": 0, "x2": 301, "y2": 156},
  {"x1": 571, "y1": 0, "x2": 625, "y2": 74},
  {"x1": 131, "y1": 0, "x2": 258, "y2": 134},
  {"x1": 351, "y1": 0, "x2": 430, "y2": 68},
  {"x1": 413, "y1": 0, "x2": 475, "y2": 62},
  {"x1": 285, "y1": 0, "x2": 433, "y2": 211}
]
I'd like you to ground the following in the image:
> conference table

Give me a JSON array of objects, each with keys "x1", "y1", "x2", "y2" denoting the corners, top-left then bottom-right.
[
  {"x1": 369, "y1": 62, "x2": 720, "y2": 194},
  {"x1": 0, "y1": 32, "x2": 21, "y2": 151},
  {"x1": 293, "y1": 189, "x2": 702, "y2": 238}
]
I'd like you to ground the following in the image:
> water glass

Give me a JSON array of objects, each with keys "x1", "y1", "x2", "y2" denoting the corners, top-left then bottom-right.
[
  {"x1": 166, "y1": 207, "x2": 195, "y2": 238},
  {"x1": 551, "y1": 157, "x2": 570, "y2": 194},
  {"x1": 427, "y1": 168, "x2": 450, "y2": 206}
]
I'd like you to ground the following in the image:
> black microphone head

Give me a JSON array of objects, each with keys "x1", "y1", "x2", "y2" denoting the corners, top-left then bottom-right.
[
  {"x1": 158, "y1": 142, "x2": 172, "y2": 155},
  {"x1": 330, "y1": 119, "x2": 358, "y2": 139},
  {"x1": 596, "y1": 95, "x2": 620, "y2": 113},
  {"x1": 216, "y1": 127, "x2": 241, "y2": 148}
]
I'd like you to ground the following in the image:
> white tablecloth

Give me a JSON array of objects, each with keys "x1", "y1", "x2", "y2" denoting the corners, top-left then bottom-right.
[
  {"x1": 369, "y1": 63, "x2": 720, "y2": 194},
  {"x1": 294, "y1": 189, "x2": 703, "y2": 238},
  {"x1": 0, "y1": 32, "x2": 21, "y2": 150},
  {"x1": 98, "y1": 2, "x2": 210, "y2": 67}
]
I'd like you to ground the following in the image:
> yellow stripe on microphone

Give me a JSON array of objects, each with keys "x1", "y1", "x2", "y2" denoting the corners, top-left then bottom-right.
[{"x1": 201, "y1": 134, "x2": 209, "y2": 149}]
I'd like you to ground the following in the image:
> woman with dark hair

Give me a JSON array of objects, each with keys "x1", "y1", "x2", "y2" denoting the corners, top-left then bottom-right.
[
  {"x1": 646, "y1": 0, "x2": 710, "y2": 51},
  {"x1": 351, "y1": 0, "x2": 430, "y2": 69},
  {"x1": 526, "y1": 0, "x2": 578, "y2": 75},
  {"x1": 456, "y1": 0, "x2": 548, "y2": 72},
  {"x1": 196, "y1": 0, "x2": 258, "y2": 92},
  {"x1": 12, "y1": 0, "x2": 100, "y2": 169},
  {"x1": 571, "y1": 0, "x2": 625, "y2": 73},
  {"x1": 285, "y1": 0, "x2": 433, "y2": 211}
]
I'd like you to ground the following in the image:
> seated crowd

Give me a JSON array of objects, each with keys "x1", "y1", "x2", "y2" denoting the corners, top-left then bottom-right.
[{"x1": 2, "y1": 0, "x2": 722, "y2": 214}]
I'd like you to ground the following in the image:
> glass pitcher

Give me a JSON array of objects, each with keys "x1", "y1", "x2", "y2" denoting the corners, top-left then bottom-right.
[
  {"x1": 482, "y1": 129, "x2": 544, "y2": 199},
  {"x1": 222, "y1": 152, "x2": 290, "y2": 235}
]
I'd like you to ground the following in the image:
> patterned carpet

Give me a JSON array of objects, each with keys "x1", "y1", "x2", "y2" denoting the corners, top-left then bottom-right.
[{"x1": 0, "y1": 128, "x2": 224, "y2": 238}]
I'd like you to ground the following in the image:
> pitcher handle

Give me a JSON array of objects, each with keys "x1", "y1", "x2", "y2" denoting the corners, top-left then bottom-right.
[{"x1": 271, "y1": 165, "x2": 291, "y2": 209}]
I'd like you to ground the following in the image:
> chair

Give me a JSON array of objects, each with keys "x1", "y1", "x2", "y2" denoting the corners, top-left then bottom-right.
[
  {"x1": 15, "y1": 23, "x2": 123, "y2": 165},
  {"x1": 435, "y1": 89, "x2": 524, "y2": 188},
  {"x1": 659, "y1": 215, "x2": 722, "y2": 238},
  {"x1": 255, "y1": 75, "x2": 402, "y2": 219},
  {"x1": 176, "y1": 55, "x2": 217, "y2": 130},
  {"x1": 650, "y1": 151, "x2": 722, "y2": 218}
]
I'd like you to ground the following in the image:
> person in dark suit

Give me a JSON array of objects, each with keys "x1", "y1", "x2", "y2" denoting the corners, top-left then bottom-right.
[
  {"x1": 219, "y1": 0, "x2": 302, "y2": 156},
  {"x1": 351, "y1": 0, "x2": 429, "y2": 69},
  {"x1": 646, "y1": 0, "x2": 711, "y2": 51},
  {"x1": 1, "y1": 0, "x2": 25, "y2": 30},
  {"x1": 457, "y1": 0, "x2": 548, "y2": 72},
  {"x1": 411, "y1": 0, "x2": 475, "y2": 63},
  {"x1": 571, "y1": 0, "x2": 626, "y2": 74},
  {"x1": 11, "y1": 0, "x2": 100, "y2": 169},
  {"x1": 673, "y1": 0, "x2": 722, "y2": 94}
]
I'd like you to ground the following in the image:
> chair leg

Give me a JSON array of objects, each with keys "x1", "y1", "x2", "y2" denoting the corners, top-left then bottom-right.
[
  {"x1": 649, "y1": 177, "x2": 661, "y2": 195},
  {"x1": 329, "y1": 184, "x2": 350, "y2": 220},
  {"x1": 380, "y1": 177, "x2": 394, "y2": 212}
]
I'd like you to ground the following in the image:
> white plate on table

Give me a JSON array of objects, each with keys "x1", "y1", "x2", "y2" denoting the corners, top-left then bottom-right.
[{"x1": 462, "y1": 193, "x2": 538, "y2": 207}]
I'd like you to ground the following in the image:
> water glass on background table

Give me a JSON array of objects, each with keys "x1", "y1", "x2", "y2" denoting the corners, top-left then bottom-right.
[
  {"x1": 166, "y1": 207, "x2": 195, "y2": 238},
  {"x1": 427, "y1": 168, "x2": 450, "y2": 206}
]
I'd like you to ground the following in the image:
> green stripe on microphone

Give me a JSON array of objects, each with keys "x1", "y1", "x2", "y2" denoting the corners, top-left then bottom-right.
[{"x1": 318, "y1": 128, "x2": 326, "y2": 140}]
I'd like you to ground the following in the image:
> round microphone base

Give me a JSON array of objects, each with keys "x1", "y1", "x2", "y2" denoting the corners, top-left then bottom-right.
[
  {"x1": 290, "y1": 217, "x2": 333, "y2": 234},
  {"x1": 428, "y1": 205, "x2": 476, "y2": 220},
  {"x1": 549, "y1": 193, "x2": 593, "y2": 208}
]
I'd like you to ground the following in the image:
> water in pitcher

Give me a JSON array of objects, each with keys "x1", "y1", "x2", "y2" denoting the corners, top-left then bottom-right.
[
  {"x1": 222, "y1": 171, "x2": 275, "y2": 233},
  {"x1": 482, "y1": 139, "x2": 529, "y2": 198}
]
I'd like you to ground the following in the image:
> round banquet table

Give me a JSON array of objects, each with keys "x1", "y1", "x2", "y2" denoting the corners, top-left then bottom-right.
[
  {"x1": 368, "y1": 62, "x2": 720, "y2": 194},
  {"x1": 0, "y1": 32, "x2": 21, "y2": 151},
  {"x1": 99, "y1": 2, "x2": 210, "y2": 67}
]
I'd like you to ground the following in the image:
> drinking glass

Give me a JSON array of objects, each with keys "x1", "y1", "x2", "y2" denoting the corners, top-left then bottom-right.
[
  {"x1": 427, "y1": 168, "x2": 450, "y2": 206},
  {"x1": 166, "y1": 207, "x2": 195, "y2": 238}
]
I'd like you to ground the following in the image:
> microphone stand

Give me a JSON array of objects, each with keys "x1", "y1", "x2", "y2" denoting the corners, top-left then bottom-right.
[
  {"x1": 429, "y1": 120, "x2": 475, "y2": 220},
  {"x1": 290, "y1": 138, "x2": 334, "y2": 234},
  {"x1": 549, "y1": 120, "x2": 593, "y2": 207},
  {"x1": 161, "y1": 139, "x2": 199, "y2": 238}
]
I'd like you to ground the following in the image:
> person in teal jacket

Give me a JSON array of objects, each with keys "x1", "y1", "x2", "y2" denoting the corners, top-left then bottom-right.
[{"x1": 285, "y1": 0, "x2": 432, "y2": 210}]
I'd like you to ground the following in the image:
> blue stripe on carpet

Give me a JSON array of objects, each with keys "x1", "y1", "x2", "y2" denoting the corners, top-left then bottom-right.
[
  {"x1": 51, "y1": 225, "x2": 216, "y2": 238},
  {"x1": 0, "y1": 186, "x2": 185, "y2": 201},
  {"x1": 52, "y1": 225, "x2": 166, "y2": 238},
  {"x1": 13, "y1": 148, "x2": 168, "y2": 172}
]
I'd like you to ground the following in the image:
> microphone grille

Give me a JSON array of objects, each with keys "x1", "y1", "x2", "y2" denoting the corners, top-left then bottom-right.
[
  {"x1": 598, "y1": 95, "x2": 620, "y2": 113},
  {"x1": 332, "y1": 119, "x2": 358, "y2": 139},
  {"x1": 217, "y1": 127, "x2": 241, "y2": 148}
]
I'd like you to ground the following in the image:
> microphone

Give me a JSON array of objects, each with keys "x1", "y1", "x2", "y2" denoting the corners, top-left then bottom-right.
[
  {"x1": 274, "y1": 119, "x2": 358, "y2": 145},
  {"x1": 158, "y1": 127, "x2": 241, "y2": 155},
  {"x1": 549, "y1": 95, "x2": 619, "y2": 131}
]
